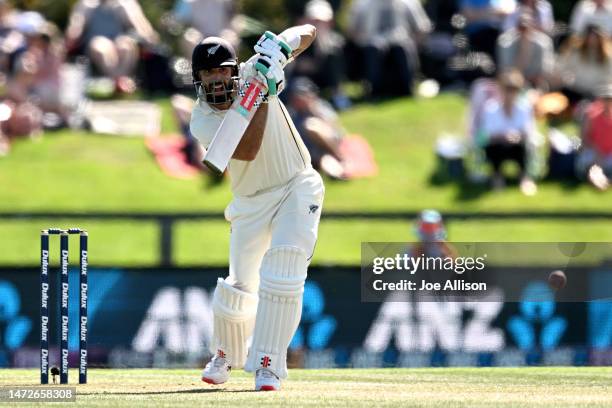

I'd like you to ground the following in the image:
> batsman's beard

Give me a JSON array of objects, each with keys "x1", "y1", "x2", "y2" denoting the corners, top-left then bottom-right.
[{"x1": 201, "y1": 79, "x2": 237, "y2": 105}]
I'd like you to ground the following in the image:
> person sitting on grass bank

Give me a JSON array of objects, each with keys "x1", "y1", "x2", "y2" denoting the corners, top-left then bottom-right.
[
  {"x1": 65, "y1": 0, "x2": 159, "y2": 94},
  {"x1": 480, "y1": 70, "x2": 538, "y2": 196},
  {"x1": 556, "y1": 23, "x2": 612, "y2": 106},
  {"x1": 496, "y1": 12, "x2": 554, "y2": 91},
  {"x1": 286, "y1": 77, "x2": 347, "y2": 180},
  {"x1": 576, "y1": 83, "x2": 612, "y2": 191}
]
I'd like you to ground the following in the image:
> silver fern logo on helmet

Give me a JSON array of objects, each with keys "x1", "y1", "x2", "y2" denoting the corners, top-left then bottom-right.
[{"x1": 207, "y1": 44, "x2": 221, "y2": 56}]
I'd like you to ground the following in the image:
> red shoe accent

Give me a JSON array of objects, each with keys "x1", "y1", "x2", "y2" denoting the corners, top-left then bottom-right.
[
  {"x1": 202, "y1": 377, "x2": 218, "y2": 385},
  {"x1": 259, "y1": 385, "x2": 277, "y2": 391}
]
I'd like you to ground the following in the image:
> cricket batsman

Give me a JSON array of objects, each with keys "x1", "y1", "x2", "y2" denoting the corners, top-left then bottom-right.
[{"x1": 189, "y1": 25, "x2": 324, "y2": 391}]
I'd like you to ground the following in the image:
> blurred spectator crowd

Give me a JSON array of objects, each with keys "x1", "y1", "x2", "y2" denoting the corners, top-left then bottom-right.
[
  {"x1": 0, "y1": 0, "x2": 610, "y2": 192},
  {"x1": 0, "y1": 0, "x2": 162, "y2": 155}
]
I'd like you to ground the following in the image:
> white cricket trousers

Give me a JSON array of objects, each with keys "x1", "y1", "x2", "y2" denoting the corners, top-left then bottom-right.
[{"x1": 223, "y1": 167, "x2": 324, "y2": 294}]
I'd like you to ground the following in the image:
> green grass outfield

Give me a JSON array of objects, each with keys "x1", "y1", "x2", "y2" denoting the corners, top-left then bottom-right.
[
  {"x1": 1, "y1": 94, "x2": 611, "y2": 266},
  {"x1": 1, "y1": 368, "x2": 611, "y2": 407},
  {"x1": 4, "y1": 95, "x2": 611, "y2": 213}
]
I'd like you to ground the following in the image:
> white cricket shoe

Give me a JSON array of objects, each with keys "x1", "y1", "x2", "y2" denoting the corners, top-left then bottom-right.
[
  {"x1": 201, "y1": 350, "x2": 231, "y2": 385},
  {"x1": 255, "y1": 368, "x2": 280, "y2": 391}
]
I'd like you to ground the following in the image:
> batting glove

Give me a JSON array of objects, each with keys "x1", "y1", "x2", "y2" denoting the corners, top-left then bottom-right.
[
  {"x1": 239, "y1": 55, "x2": 268, "y2": 91},
  {"x1": 254, "y1": 54, "x2": 285, "y2": 96},
  {"x1": 254, "y1": 31, "x2": 293, "y2": 69}
]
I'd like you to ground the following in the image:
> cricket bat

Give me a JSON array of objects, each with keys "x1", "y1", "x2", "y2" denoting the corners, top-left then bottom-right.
[{"x1": 202, "y1": 75, "x2": 268, "y2": 174}]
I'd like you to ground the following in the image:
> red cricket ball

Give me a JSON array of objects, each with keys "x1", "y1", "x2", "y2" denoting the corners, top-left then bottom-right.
[{"x1": 548, "y1": 270, "x2": 567, "y2": 290}]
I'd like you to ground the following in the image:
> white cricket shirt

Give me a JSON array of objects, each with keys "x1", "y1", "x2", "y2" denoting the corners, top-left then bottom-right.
[{"x1": 190, "y1": 95, "x2": 311, "y2": 196}]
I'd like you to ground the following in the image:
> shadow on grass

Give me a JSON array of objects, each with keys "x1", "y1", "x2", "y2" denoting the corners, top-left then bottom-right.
[
  {"x1": 453, "y1": 181, "x2": 491, "y2": 202},
  {"x1": 203, "y1": 172, "x2": 227, "y2": 190},
  {"x1": 427, "y1": 163, "x2": 491, "y2": 202},
  {"x1": 428, "y1": 163, "x2": 457, "y2": 187},
  {"x1": 430, "y1": 166, "x2": 588, "y2": 202},
  {"x1": 556, "y1": 178, "x2": 582, "y2": 192}
]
